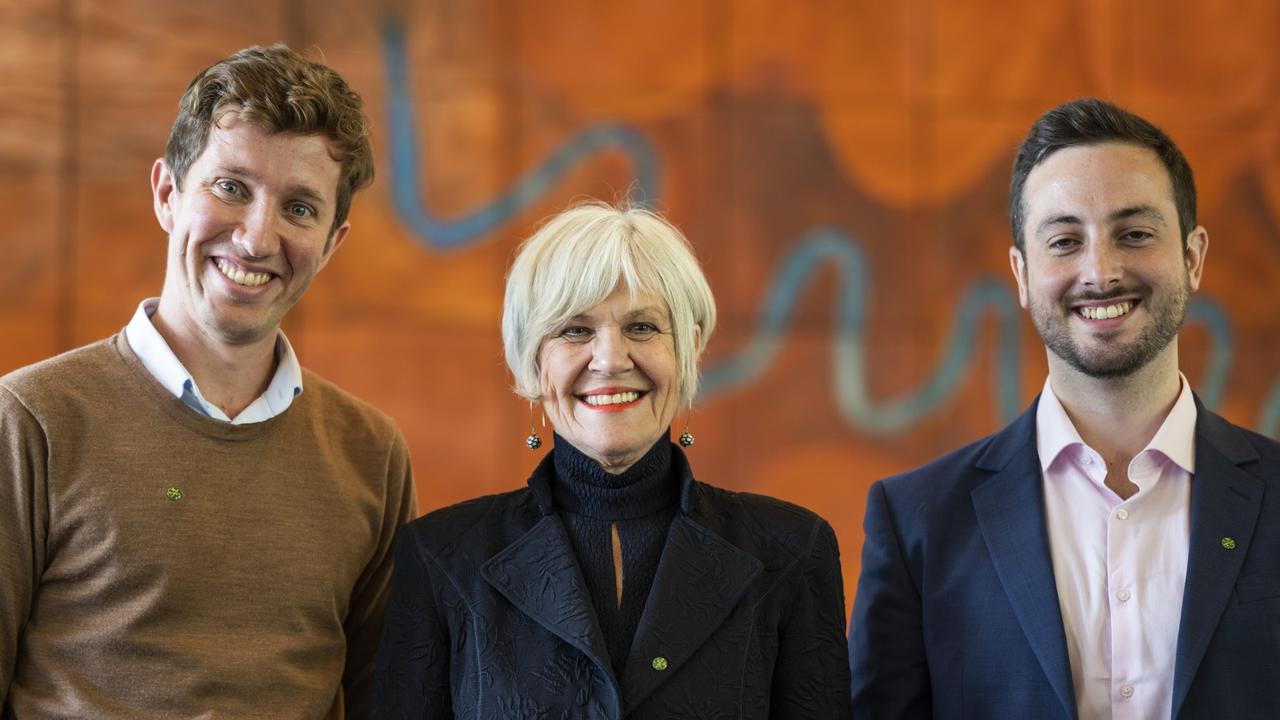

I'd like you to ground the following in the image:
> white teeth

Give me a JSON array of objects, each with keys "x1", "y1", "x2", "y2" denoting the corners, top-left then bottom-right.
[
  {"x1": 583, "y1": 391, "x2": 640, "y2": 406},
  {"x1": 1081, "y1": 302, "x2": 1132, "y2": 320},
  {"x1": 216, "y1": 259, "x2": 270, "y2": 287}
]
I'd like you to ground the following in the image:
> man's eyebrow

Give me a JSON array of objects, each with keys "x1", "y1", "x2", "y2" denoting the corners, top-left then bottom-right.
[
  {"x1": 1035, "y1": 205, "x2": 1168, "y2": 236},
  {"x1": 1109, "y1": 205, "x2": 1166, "y2": 225},
  {"x1": 1036, "y1": 214, "x2": 1082, "y2": 236}
]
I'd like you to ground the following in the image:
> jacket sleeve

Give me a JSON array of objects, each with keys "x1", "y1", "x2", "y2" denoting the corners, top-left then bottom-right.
[
  {"x1": 0, "y1": 386, "x2": 48, "y2": 705},
  {"x1": 849, "y1": 480, "x2": 931, "y2": 719},
  {"x1": 343, "y1": 430, "x2": 420, "y2": 717},
  {"x1": 770, "y1": 517, "x2": 854, "y2": 718},
  {"x1": 369, "y1": 524, "x2": 454, "y2": 719}
]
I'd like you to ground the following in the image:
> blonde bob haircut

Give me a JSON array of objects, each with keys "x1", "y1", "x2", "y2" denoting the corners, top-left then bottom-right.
[{"x1": 502, "y1": 202, "x2": 717, "y2": 408}]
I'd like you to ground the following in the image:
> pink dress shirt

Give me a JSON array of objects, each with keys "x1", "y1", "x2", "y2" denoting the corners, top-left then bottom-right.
[{"x1": 1037, "y1": 376, "x2": 1196, "y2": 720}]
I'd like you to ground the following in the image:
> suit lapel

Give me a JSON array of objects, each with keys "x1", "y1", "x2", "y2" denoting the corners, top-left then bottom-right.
[
  {"x1": 480, "y1": 515, "x2": 615, "y2": 682},
  {"x1": 1171, "y1": 406, "x2": 1264, "y2": 717},
  {"x1": 971, "y1": 403, "x2": 1078, "y2": 720},
  {"x1": 619, "y1": 514, "x2": 762, "y2": 713}
]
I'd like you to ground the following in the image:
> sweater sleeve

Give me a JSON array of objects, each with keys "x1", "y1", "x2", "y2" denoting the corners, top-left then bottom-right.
[
  {"x1": 342, "y1": 428, "x2": 419, "y2": 717},
  {"x1": 0, "y1": 386, "x2": 49, "y2": 704},
  {"x1": 770, "y1": 517, "x2": 854, "y2": 717}
]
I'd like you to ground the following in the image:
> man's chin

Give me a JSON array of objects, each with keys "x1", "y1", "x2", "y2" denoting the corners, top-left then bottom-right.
[
  {"x1": 1050, "y1": 341, "x2": 1161, "y2": 379},
  {"x1": 202, "y1": 315, "x2": 280, "y2": 347}
]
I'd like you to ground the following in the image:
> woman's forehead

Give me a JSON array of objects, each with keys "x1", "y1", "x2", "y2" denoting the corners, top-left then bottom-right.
[{"x1": 567, "y1": 286, "x2": 670, "y2": 321}]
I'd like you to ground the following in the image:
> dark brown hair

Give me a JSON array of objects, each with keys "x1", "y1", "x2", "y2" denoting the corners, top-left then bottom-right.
[{"x1": 1009, "y1": 98, "x2": 1196, "y2": 252}]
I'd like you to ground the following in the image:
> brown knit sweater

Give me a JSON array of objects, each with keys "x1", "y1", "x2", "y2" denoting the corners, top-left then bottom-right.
[{"x1": 0, "y1": 333, "x2": 417, "y2": 719}]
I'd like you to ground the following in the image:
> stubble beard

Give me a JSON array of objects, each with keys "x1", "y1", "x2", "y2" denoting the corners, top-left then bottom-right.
[{"x1": 1029, "y1": 275, "x2": 1190, "y2": 379}]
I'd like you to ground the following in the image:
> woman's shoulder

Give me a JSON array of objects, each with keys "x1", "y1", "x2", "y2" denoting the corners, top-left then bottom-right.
[
  {"x1": 688, "y1": 480, "x2": 835, "y2": 557},
  {"x1": 400, "y1": 487, "x2": 540, "y2": 560}
]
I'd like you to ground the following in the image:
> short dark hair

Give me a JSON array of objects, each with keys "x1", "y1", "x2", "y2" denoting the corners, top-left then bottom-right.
[
  {"x1": 1009, "y1": 98, "x2": 1196, "y2": 252},
  {"x1": 164, "y1": 44, "x2": 374, "y2": 236}
]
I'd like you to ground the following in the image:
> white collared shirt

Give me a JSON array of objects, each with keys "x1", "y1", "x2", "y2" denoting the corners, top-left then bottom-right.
[
  {"x1": 124, "y1": 298, "x2": 303, "y2": 424},
  {"x1": 1038, "y1": 375, "x2": 1196, "y2": 720}
]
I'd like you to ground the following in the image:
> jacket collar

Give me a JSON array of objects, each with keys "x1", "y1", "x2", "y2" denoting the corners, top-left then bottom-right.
[
  {"x1": 971, "y1": 396, "x2": 1079, "y2": 720},
  {"x1": 1171, "y1": 394, "x2": 1263, "y2": 717},
  {"x1": 483, "y1": 441, "x2": 761, "y2": 712}
]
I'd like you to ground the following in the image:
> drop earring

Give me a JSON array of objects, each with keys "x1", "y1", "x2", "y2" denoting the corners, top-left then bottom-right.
[
  {"x1": 678, "y1": 409, "x2": 694, "y2": 448},
  {"x1": 525, "y1": 405, "x2": 544, "y2": 450}
]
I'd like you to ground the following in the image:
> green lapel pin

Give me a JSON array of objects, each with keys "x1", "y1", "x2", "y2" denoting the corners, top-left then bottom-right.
[{"x1": 1220, "y1": 537, "x2": 1236, "y2": 550}]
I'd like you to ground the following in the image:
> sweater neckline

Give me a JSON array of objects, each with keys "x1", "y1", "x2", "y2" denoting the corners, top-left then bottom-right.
[
  {"x1": 111, "y1": 332, "x2": 291, "y2": 441},
  {"x1": 550, "y1": 435, "x2": 678, "y2": 521}
]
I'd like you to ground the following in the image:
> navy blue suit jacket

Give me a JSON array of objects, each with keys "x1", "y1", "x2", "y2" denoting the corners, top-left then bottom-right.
[{"x1": 849, "y1": 395, "x2": 1280, "y2": 719}]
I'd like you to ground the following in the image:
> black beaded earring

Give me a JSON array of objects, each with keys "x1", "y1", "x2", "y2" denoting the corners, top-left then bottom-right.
[
  {"x1": 525, "y1": 405, "x2": 544, "y2": 450},
  {"x1": 678, "y1": 409, "x2": 694, "y2": 448}
]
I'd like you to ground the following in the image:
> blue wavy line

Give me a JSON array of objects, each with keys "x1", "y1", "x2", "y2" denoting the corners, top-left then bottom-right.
[
  {"x1": 698, "y1": 227, "x2": 1237, "y2": 434},
  {"x1": 381, "y1": 21, "x2": 659, "y2": 249},
  {"x1": 379, "y1": 21, "x2": 1264, "y2": 437}
]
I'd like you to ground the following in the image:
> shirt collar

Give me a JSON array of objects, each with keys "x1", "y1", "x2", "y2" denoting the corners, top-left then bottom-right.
[
  {"x1": 124, "y1": 298, "x2": 304, "y2": 424},
  {"x1": 1035, "y1": 373, "x2": 1197, "y2": 474}
]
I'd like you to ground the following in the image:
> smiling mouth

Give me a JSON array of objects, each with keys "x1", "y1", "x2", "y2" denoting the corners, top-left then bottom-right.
[
  {"x1": 215, "y1": 258, "x2": 272, "y2": 288},
  {"x1": 1077, "y1": 300, "x2": 1136, "y2": 320},
  {"x1": 581, "y1": 390, "x2": 645, "y2": 408}
]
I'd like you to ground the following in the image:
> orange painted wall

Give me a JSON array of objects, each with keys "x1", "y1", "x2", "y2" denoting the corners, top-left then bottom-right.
[{"x1": 3, "y1": 1, "x2": 1279, "y2": 614}]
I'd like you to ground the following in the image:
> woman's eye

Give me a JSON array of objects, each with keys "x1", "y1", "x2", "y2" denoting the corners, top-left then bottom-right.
[
  {"x1": 627, "y1": 322, "x2": 658, "y2": 337},
  {"x1": 559, "y1": 326, "x2": 592, "y2": 341}
]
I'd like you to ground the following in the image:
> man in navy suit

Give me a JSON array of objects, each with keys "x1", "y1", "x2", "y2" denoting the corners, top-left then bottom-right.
[{"x1": 849, "y1": 98, "x2": 1280, "y2": 719}]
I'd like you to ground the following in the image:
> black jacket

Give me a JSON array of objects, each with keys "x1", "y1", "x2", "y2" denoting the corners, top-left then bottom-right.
[{"x1": 372, "y1": 445, "x2": 851, "y2": 718}]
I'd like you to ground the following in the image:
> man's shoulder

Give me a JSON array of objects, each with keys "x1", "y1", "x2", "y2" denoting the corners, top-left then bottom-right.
[
  {"x1": 297, "y1": 367, "x2": 403, "y2": 442},
  {"x1": 1199, "y1": 406, "x2": 1280, "y2": 468},
  {"x1": 880, "y1": 418, "x2": 1031, "y2": 502},
  {"x1": 0, "y1": 336, "x2": 121, "y2": 409}
]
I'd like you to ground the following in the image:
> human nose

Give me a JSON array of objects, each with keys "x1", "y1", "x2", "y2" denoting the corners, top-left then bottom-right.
[
  {"x1": 1079, "y1": 237, "x2": 1123, "y2": 290},
  {"x1": 588, "y1": 328, "x2": 634, "y2": 375},
  {"x1": 234, "y1": 201, "x2": 281, "y2": 259}
]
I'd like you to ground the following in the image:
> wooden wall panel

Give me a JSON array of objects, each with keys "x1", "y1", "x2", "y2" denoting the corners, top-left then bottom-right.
[{"x1": 2, "y1": 0, "x2": 1278, "y2": 616}]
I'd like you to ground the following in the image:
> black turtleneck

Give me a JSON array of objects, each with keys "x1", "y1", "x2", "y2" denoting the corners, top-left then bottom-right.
[{"x1": 550, "y1": 435, "x2": 679, "y2": 679}]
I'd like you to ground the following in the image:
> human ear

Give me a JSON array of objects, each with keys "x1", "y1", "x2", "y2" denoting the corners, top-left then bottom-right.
[
  {"x1": 151, "y1": 159, "x2": 177, "y2": 233},
  {"x1": 1183, "y1": 227, "x2": 1209, "y2": 292},
  {"x1": 1008, "y1": 246, "x2": 1030, "y2": 309}
]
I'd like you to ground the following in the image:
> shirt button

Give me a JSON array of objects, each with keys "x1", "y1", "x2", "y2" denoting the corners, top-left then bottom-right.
[
  {"x1": 1083, "y1": 455, "x2": 1094, "y2": 465},
  {"x1": 1117, "y1": 589, "x2": 1131, "y2": 603},
  {"x1": 1119, "y1": 683, "x2": 1134, "y2": 699},
  {"x1": 1115, "y1": 509, "x2": 1129, "y2": 520}
]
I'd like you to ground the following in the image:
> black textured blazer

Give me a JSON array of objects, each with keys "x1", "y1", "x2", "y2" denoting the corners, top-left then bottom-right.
[{"x1": 371, "y1": 445, "x2": 852, "y2": 718}]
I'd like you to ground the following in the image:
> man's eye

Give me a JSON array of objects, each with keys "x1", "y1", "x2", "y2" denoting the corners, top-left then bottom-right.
[
  {"x1": 1122, "y1": 230, "x2": 1152, "y2": 243},
  {"x1": 216, "y1": 180, "x2": 242, "y2": 196},
  {"x1": 1048, "y1": 237, "x2": 1079, "y2": 251},
  {"x1": 288, "y1": 204, "x2": 314, "y2": 219}
]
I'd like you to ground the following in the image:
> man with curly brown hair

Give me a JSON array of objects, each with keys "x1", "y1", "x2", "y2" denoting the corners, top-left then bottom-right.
[{"x1": 1, "y1": 45, "x2": 416, "y2": 718}]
